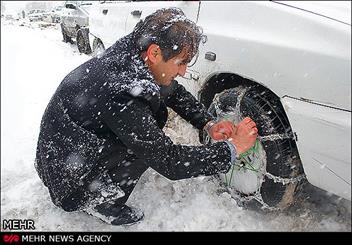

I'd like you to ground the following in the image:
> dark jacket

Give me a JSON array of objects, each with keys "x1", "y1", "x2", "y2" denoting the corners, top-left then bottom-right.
[{"x1": 35, "y1": 33, "x2": 232, "y2": 212}]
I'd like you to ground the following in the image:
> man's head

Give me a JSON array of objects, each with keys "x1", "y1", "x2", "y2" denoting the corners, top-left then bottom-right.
[{"x1": 133, "y1": 8, "x2": 204, "y2": 86}]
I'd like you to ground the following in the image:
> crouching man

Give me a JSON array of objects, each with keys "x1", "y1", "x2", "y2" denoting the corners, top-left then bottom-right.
[{"x1": 35, "y1": 8, "x2": 258, "y2": 226}]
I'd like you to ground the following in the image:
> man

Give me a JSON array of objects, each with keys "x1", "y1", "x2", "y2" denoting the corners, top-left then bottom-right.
[{"x1": 35, "y1": 8, "x2": 258, "y2": 226}]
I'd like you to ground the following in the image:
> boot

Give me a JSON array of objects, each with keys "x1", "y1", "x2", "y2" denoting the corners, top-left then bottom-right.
[{"x1": 85, "y1": 201, "x2": 144, "y2": 226}]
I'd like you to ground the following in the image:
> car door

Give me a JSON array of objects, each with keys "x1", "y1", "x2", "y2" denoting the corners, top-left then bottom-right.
[
  {"x1": 89, "y1": 1, "x2": 135, "y2": 49},
  {"x1": 124, "y1": 1, "x2": 200, "y2": 35}
]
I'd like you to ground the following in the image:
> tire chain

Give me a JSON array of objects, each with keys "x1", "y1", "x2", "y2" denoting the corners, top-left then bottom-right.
[
  {"x1": 209, "y1": 87, "x2": 306, "y2": 210},
  {"x1": 264, "y1": 172, "x2": 306, "y2": 185},
  {"x1": 221, "y1": 161, "x2": 306, "y2": 211},
  {"x1": 208, "y1": 154, "x2": 306, "y2": 210}
]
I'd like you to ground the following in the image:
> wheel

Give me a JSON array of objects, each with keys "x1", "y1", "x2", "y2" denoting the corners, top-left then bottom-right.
[
  {"x1": 76, "y1": 28, "x2": 92, "y2": 55},
  {"x1": 92, "y1": 38, "x2": 105, "y2": 57},
  {"x1": 205, "y1": 85, "x2": 305, "y2": 210},
  {"x1": 60, "y1": 23, "x2": 72, "y2": 43}
]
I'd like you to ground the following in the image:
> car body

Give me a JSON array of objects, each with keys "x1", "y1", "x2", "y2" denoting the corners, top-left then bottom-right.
[{"x1": 88, "y1": 1, "x2": 351, "y2": 202}]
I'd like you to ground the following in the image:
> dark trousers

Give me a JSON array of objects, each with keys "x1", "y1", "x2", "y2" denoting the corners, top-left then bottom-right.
[
  {"x1": 102, "y1": 105, "x2": 188, "y2": 207},
  {"x1": 104, "y1": 152, "x2": 196, "y2": 207},
  {"x1": 62, "y1": 137, "x2": 212, "y2": 211},
  {"x1": 104, "y1": 155, "x2": 149, "y2": 206}
]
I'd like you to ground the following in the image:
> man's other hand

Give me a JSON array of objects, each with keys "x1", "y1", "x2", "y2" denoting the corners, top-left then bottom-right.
[
  {"x1": 208, "y1": 120, "x2": 236, "y2": 140},
  {"x1": 228, "y1": 117, "x2": 258, "y2": 155}
]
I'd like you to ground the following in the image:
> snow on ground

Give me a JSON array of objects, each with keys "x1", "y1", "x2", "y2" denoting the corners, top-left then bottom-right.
[{"x1": 1, "y1": 19, "x2": 351, "y2": 232}]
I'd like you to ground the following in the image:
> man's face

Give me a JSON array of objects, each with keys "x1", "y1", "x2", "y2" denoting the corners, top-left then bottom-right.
[{"x1": 147, "y1": 47, "x2": 189, "y2": 86}]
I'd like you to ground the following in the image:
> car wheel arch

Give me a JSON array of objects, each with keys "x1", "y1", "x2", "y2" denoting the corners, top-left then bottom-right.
[
  {"x1": 198, "y1": 72, "x2": 296, "y2": 139},
  {"x1": 198, "y1": 73, "x2": 275, "y2": 109}
]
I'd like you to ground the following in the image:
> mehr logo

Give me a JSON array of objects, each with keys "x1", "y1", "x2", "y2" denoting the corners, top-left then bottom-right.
[
  {"x1": 2, "y1": 234, "x2": 20, "y2": 243},
  {"x1": 2, "y1": 219, "x2": 35, "y2": 230}
]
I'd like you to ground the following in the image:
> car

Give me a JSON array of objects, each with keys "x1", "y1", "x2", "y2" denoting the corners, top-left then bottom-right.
[
  {"x1": 60, "y1": 1, "x2": 95, "y2": 54},
  {"x1": 27, "y1": 9, "x2": 50, "y2": 22},
  {"x1": 88, "y1": 1, "x2": 351, "y2": 209}
]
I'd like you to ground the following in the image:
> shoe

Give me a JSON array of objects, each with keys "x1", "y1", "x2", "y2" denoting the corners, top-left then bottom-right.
[
  {"x1": 85, "y1": 202, "x2": 144, "y2": 226},
  {"x1": 110, "y1": 205, "x2": 144, "y2": 226}
]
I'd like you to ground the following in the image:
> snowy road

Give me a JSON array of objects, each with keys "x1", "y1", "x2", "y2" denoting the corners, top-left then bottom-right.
[{"x1": 1, "y1": 20, "x2": 351, "y2": 231}]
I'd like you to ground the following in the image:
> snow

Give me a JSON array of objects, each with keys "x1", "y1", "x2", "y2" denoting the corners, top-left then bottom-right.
[
  {"x1": 1, "y1": 19, "x2": 351, "y2": 231},
  {"x1": 129, "y1": 86, "x2": 144, "y2": 97}
]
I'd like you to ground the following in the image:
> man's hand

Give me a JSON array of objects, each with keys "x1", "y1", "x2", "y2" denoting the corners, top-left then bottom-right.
[
  {"x1": 206, "y1": 120, "x2": 236, "y2": 141},
  {"x1": 228, "y1": 117, "x2": 258, "y2": 155}
]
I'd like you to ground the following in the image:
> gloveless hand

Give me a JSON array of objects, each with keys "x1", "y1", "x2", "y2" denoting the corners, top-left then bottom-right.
[
  {"x1": 208, "y1": 120, "x2": 236, "y2": 140},
  {"x1": 228, "y1": 117, "x2": 258, "y2": 155}
]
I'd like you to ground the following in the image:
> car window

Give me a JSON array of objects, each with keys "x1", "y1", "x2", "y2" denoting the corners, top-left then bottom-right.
[{"x1": 65, "y1": 1, "x2": 78, "y2": 7}]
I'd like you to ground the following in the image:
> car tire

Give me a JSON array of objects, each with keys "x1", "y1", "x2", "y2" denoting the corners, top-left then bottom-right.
[
  {"x1": 92, "y1": 38, "x2": 105, "y2": 57},
  {"x1": 206, "y1": 85, "x2": 305, "y2": 209},
  {"x1": 76, "y1": 28, "x2": 92, "y2": 55},
  {"x1": 61, "y1": 23, "x2": 72, "y2": 43}
]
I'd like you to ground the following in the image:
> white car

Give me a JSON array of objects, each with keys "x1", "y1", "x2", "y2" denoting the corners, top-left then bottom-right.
[
  {"x1": 60, "y1": 1, "x2": 96, "y2": 54},
  {"x1": 88, "y1": 1, "x2": 351, "y2": 209}
]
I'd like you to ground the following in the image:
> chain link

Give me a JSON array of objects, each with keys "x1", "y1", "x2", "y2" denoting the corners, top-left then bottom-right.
[{"x1": 264, "y1": 172, "x2": 306, "y2": 185}]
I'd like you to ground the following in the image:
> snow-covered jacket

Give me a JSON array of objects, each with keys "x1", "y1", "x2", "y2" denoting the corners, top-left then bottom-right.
[{"x1": 35, "y1": 33, "x2": 232, "y2": 211}]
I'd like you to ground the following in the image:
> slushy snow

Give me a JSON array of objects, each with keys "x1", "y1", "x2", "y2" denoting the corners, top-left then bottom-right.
[{"x1": 1, "y1": 19, "x2": 351, "y2": 231}]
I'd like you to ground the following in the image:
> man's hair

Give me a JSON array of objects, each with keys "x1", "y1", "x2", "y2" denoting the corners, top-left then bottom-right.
[{"x1": 133, "y1": 8, "x2": 204, "y2": 63}]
